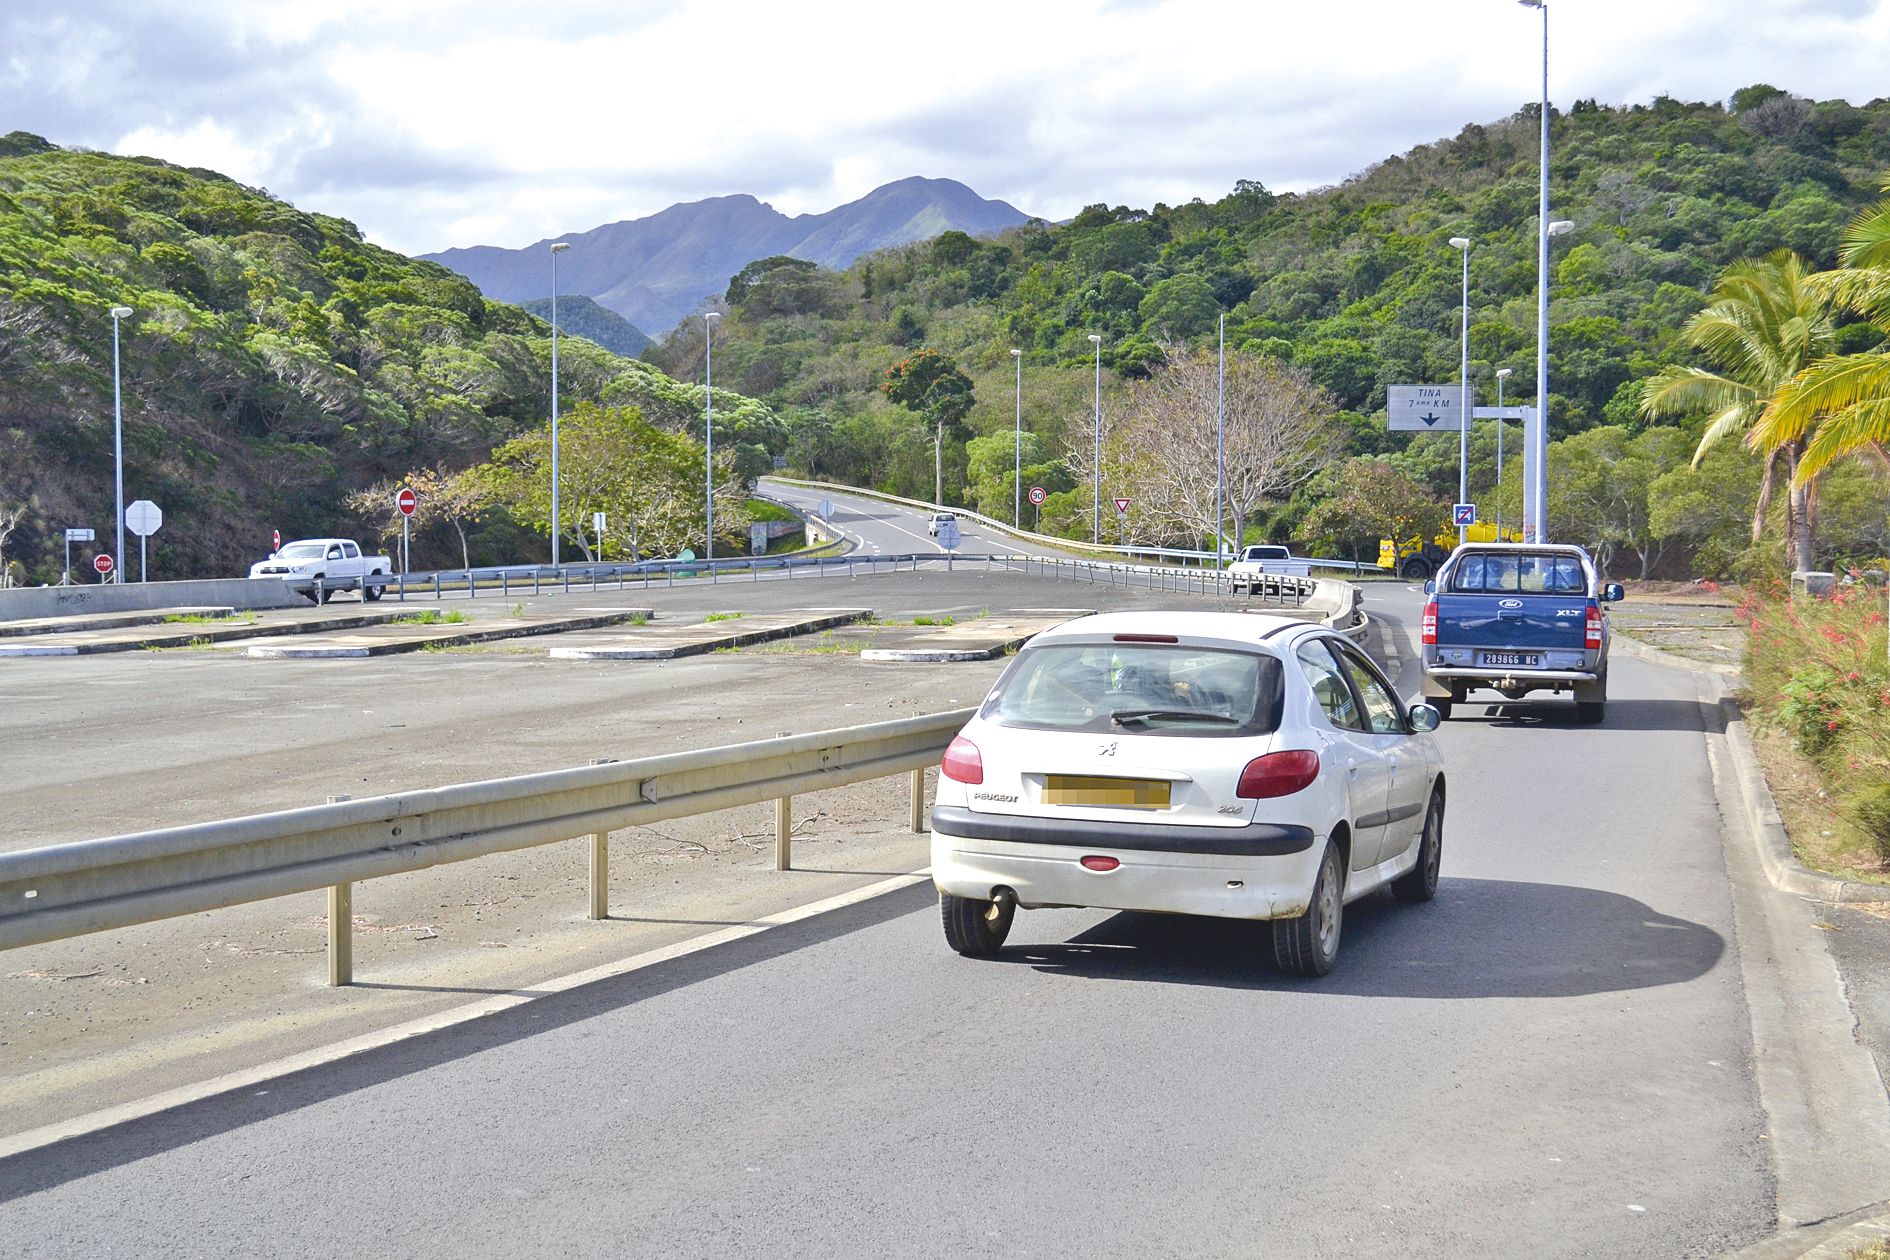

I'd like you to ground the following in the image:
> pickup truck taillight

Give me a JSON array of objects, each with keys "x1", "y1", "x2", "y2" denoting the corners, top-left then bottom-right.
[
  {"x1": 1421, "y1": 599, "x2": 1438, "y2": 646},
  {"x1": 1585, "y1": 604, "x2": 1603, "y2": 649}
]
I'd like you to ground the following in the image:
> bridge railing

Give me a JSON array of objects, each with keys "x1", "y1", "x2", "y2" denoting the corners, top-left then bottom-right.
[{"x1": 0, "y1": 708, "x2": 975, "y2": 986}]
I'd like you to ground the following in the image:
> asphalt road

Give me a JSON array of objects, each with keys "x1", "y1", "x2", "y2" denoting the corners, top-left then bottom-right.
[
  {"x1": 0, "y1": 574, "x2": 1797, "y2": 1257},
  {"x1": 763, "y1": 478, "x2": 1084, "y2": 559}
]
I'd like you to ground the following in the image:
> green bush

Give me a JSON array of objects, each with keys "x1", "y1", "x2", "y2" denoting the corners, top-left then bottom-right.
[{"x1": 1844, "y1": 781, "x2": 1890, "y2": 861}]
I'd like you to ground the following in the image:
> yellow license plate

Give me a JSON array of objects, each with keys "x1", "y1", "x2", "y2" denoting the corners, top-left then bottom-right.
[{"x1": 1043, "y1": 775, "x2": 1171, "y2": 808}]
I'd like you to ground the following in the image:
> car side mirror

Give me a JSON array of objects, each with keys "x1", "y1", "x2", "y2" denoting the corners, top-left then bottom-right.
[
  {"x1": 1422, "y1": 579, "x2": 1436, "y2": 596},
  {"x1": 1602, "y1": 583, "x2": 1625, "y2": 603},
  {"x1": 1407, "y1": 703, "x2": 1441, "y2": 733}
]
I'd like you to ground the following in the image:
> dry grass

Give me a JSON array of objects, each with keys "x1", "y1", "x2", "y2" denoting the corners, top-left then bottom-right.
[{"x1": 1751, "y1": 722, "x2": 1890, "y2": 885}]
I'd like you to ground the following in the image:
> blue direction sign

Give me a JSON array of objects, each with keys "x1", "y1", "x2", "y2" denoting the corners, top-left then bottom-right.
[{"x1": 1453, "y1": 502, "x2": 1477, "y2": 527}]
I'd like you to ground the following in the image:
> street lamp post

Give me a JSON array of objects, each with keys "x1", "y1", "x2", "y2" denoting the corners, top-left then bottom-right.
[
  {"x1": 704, "y1": 311, "x2": 722, "y2": 561},
  {"x1": 1449, "y1": 236, "x2": 1472, "y2": 547},
  {"x1": 1011, "y1": 348, "x2": 1023, "y2": 529},
  {"x1": 1495, "y1": 366, "x2": 1513, "y2": 534},
  {"x1": 109, "y1": 305, "x2": 132, "y2": 583},
  {"x1": 549, "y1": 241, "x2": 571, "y2": 566},
  {"x1": 1519, "y1": 0, "x2": 1554, "y2": 542},
  {"x1": 1088, "y1": 334, "x2": 1102, "y2": 545},
  {"x1": 1216, "y1": 313, "x2": 1226, "y2": 567}
]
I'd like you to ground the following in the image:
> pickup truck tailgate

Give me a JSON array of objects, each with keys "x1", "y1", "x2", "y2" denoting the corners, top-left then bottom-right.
[{"x1": 1436, "y1": 595, "x2": 1588, "y2": 652}]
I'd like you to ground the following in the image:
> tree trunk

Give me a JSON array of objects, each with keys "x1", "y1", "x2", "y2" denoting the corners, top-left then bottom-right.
[
  {"x1": 1751, "y1": 447, "x2": 1780, "y2": 543},
  {"x1": 1786, "y1": 439, "x2": 1814, "y2": 572},
  {"x1": 453, "y1": 520, "x2": 470, "y2": 572}
]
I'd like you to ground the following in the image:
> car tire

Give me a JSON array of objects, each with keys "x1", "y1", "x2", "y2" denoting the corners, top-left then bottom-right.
[
  {"x1": 1273, "y1": 842, "x2": 1343, "y2": 977},
  {"x1": 1399, "y1": 557, "x2": 1433, "y2": 581},
  {"x1": 941, "y1": 892, "x2": 1013, "y2": 957},
  {"x1": 362, "y1": 577, "x2": 383, "y2": 602},
  {"x1": 1393, "y1": 790, "x2": 1444, "y2": 904},
  {"x1": 1431, "y1": 697, "x2": 1453, "y2": 721},
  {"x1": 1577, "y1": 700, "x2": 1605, "y2": 724}
]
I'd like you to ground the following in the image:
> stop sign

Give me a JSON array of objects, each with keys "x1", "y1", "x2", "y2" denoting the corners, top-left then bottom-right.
[
  {"x1": 396, "y1": 488, "x2": 418, "y2": 517},
  {"x1": 94, "y1": 553, "x2": 114, "y2": 575}
]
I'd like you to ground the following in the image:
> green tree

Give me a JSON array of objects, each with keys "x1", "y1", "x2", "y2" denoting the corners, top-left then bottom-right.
[
  {"x1": 1296, "y1": 460, "x2": 1446, "y2": 569},
  {"x1": 472, "y1": 401, "x2": 739, "y2": 560},
  {"x1": 882, "y1": 348, "x2": 975, "y2": 505},
  {"x1": 1541, "y1": 425, "x2": 1692, "y2": 576},
  {"x1": 1639, "y1": 249, "x2": 1833, "y2": 570},
  {"x1": 1762, "y1": 179, "x2": 1890, "y2": 485}
]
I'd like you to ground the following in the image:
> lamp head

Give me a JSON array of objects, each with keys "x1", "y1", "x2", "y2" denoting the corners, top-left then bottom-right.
[
  {"x1": 703, "y1": 311, "x2": 721, "y2": 322},
  {"x1": 110, "y1": 305, "x2": 132, "y2": 320},
  {"x1": 1087, "y1": 334, "x2": 1102, "y2": 344},
  {"x1": 1496, "y1": 367, "x2": 1513, "y2": 379},
  {"x1": 1517, "y1": 0, "x2": 1543, "y2": 8},
  {"x1": 1448, "y1": 236, "x2": 1471, "y2": 250},
  {"x1": 549, "y1": 242, "x2": 571, "y2": 254},
  {"x1": 1011, "y1": 348, "x2": 1022, "y2": 357},
  {"x1": 1547, "y1": 220, "x2": 1575, "y2": 236}
]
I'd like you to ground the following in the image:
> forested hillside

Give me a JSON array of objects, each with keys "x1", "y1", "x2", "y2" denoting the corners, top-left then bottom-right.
[
  {"x1": 643, "y1": 86, "x2": 1890, "y2": 565},
  {"x1": 0, "y1": 132, "x2": 772, "y2": 581}
]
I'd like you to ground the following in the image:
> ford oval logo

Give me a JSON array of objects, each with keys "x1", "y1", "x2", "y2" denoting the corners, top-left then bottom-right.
[{"x1": 1497, "y1": 598, "x2": 1524, "y2": 609}]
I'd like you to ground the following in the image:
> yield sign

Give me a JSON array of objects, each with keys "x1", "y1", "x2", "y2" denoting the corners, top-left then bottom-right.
[{"x1": 1113, "y1": 497, "x2": 1131, "y2": 514}]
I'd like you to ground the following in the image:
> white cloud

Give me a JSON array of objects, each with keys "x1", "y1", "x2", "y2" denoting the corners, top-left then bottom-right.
[{"x1": 3, "y1": 0, "x2": 1888, "y2": 255}]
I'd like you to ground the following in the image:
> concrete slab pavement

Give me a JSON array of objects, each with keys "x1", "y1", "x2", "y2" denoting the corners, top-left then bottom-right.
[
  {"x1": 245, "y1": 608, "x2": 655, "y2": 658},
  {"x1": 548, "y1": 609, "x2": 869, "y2": 660}
]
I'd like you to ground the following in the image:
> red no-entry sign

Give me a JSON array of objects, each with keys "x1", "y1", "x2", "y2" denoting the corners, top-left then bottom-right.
[
  {"x1": 94, "y1": 553, "x2": 114, "y2": 575},
  {"x1": 396, "y1": 488, "x2": 418, "y2": 517}
]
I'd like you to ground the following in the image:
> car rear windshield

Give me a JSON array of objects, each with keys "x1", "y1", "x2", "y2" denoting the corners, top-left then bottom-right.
[
  {"x1": 1448, "y1": 551, "x2": 1586, "y2": 595},
  {"x1": 980, "y1": 642, "x2": 1284, "y2": 736}
]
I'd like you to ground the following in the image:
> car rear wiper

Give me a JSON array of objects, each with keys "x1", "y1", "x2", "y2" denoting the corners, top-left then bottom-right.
[{"x1": 1110, "y1": 709, "x2": 1240, "y2": 729}]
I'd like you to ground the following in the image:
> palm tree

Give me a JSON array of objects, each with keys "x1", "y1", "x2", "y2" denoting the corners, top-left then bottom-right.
[
  {"x1": 1640, "y1": 249, "x2": 1833, "y2": 571},
  {"x1": 1759, "y1": 187, "x2": 1890, "y2": 486}
]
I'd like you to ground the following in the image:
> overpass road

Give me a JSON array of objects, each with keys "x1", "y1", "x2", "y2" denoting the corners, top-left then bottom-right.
[
  {"x1": 762, "y1": 478, "x2": 1089, "y2": 560},
  {"x1": 0, "y1": 508, "x2": 1883, "y2": 1256}
]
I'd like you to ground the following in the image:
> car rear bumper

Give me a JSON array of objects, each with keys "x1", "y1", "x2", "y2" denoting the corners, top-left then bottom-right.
[
  {"x1": 930, "y1": 808, "x2": 1324, "y2": 921},
  {"x1": 1424, "y1": 667, "x2": 1599, "y2": 684}
]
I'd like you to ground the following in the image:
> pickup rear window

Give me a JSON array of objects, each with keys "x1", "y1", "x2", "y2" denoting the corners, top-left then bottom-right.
[{"x1": 1449, "y1": 552, "x2": 1586, "y2": 595}]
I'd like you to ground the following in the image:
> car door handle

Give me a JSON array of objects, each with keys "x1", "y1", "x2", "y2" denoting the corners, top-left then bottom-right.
[{"x1": 1346, "y1": 757, "x2": 1358, "y2": 776}]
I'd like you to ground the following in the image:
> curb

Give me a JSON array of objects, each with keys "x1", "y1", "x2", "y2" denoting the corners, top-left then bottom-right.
[
  {"x1": 1614, "y1": 630, "x2": 1887, "y2": 907},
  {"x1": 1726, "y1": 1199, "x2": 1890, "y2": 1259},
  {"x1": 550, "y1": 610, "x2": 868, "y2": 661}
]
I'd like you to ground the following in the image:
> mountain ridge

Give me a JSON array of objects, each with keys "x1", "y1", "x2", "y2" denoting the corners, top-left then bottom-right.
[{"x1": 422, "y1": 176, "x2": 1032, "y2": 337}]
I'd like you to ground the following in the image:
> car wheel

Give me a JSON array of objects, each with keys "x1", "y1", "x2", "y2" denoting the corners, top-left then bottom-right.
[
  {"x1": 1393, "y1": 790, "x2": 1444, "y2": 904},
  {"x1": 1399, "y1": 557, "x2": 1433, "y2": 581},
  {"x1": 1431, "y1": 697, "x2": 1453, "y2": 721},
  {"x1": 362, "y1": 579, "x2": 382, "y2": 602},
  {"x1": 1577, "y1": 700, "x2": 1605, "y2": 724},
  {"x1": 941, "y1": 892, "x2": 1013, "y2": 957},
  {"x1": 1273, "y1": 842, "x2": 1343, "y2": 977}
]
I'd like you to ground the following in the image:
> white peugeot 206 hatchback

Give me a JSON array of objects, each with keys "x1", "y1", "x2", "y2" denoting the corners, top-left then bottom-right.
[{"x1": 931, "y1": 611, "x2": 1446, "y2": 976}]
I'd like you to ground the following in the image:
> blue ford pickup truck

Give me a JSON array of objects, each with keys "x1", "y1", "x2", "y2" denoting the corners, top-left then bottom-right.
[{"x1": 1419, "y1": 543, "x2": 1625, "y2": 723}]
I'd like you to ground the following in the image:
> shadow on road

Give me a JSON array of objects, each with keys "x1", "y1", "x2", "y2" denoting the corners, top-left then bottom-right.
[
  {"x1": 0, "y1": 881, "x2": 938, "y2": 1204},
  {"x1": 1447, "y1": 695, "x2": 1713, "y2": 733},
  {"x1": 993, "y1": 876, "x2": 1725, "y2": 999}
]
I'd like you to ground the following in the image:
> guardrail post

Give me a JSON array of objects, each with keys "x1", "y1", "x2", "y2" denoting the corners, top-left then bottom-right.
[
  {"x1": 502, "y1": 571, "x2": 509, "y2": 597},
  {"x1": 588, "y1": 831, "x2": 609, "y2": 919},
  {"x1": 909, "y1": 768, "x2": 926, "y2": 833},
  {"x1": 775, "y1": 795, "x2": 793, "y2": 871},
  {"x1": 326, "y1": 794, "x2": 354, "y2": 987}
]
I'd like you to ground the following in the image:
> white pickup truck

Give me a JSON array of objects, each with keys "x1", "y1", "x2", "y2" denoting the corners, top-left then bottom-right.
[
  {"x1": 249, "y1": 538, "x2": 391, "y2": 603},
  {"x1": 1226, "y1": 544, "x2": 1313, "y2": 593}
]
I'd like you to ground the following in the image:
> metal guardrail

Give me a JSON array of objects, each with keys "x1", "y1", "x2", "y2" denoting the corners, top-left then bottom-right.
[{"x1": 0, "y1": 708, "x2": 975, "y2": 985}]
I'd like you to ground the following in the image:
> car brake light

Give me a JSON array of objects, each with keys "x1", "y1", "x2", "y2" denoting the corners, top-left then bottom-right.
[
  {"x1": 1113, "y1": 633, "x2": 1178, "y2": 643},
  {"x1": 1080, "y1": 855, "x2": 1120, "y2": 872},
  {"x1": 1421, "y1": 600, "x2": 1438, "y2": 646},
  {"x1": 941, "y1": 735, "x2": 983, "y2": 785},
  {"x1": 1585, "y1": 603, "x2": 1602, "y2": 649},
  {"x1": 1237, "y1": 749, "x2": 1321, "y2": 799}
]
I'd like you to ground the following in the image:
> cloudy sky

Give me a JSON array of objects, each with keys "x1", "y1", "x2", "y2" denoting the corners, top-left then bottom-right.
[{"x1": 5, "y1": 0, "x2": 1887, "y2": 256}]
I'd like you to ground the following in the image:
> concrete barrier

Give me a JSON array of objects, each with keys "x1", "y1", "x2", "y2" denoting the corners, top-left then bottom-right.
[{"x1": 0, "y1": 578, "x2": 304, "y2": 621}]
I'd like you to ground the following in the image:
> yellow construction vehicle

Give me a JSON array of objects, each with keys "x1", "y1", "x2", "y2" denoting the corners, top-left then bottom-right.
[{"x1": 1379, "y1": 521, "x2": 1524, "y2": 580}]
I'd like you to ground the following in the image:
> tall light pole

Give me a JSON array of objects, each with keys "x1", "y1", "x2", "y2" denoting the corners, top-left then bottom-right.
[
  {"x1": 1519, "y1": 0, "x2": 1552, "y2": 543},
  {"x1": 703, "y1": 310, "x2": 722, "y2": 560},
  {"x1": 109, "y1": 305, "x2": 132, "y2": 583},
  {"x1": 1495, "y1": 366, "x2": 1513, "y2": 535},
  {"x1": 1010, "y1": 348, "x2": 1023, "y2": 529},
  {"x1": 1216, "y1": 312, "x2": 1226, "y2": 567},
  {"x1": 1088, "y1": 333, "x2": 1102, "y2": 545},
  {"x1": 1449, "y1": 236, "x2": 1472, "y2": 547},
  {"x1": 548, "y1": 241, "x2": 570, "y2": 566}
]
